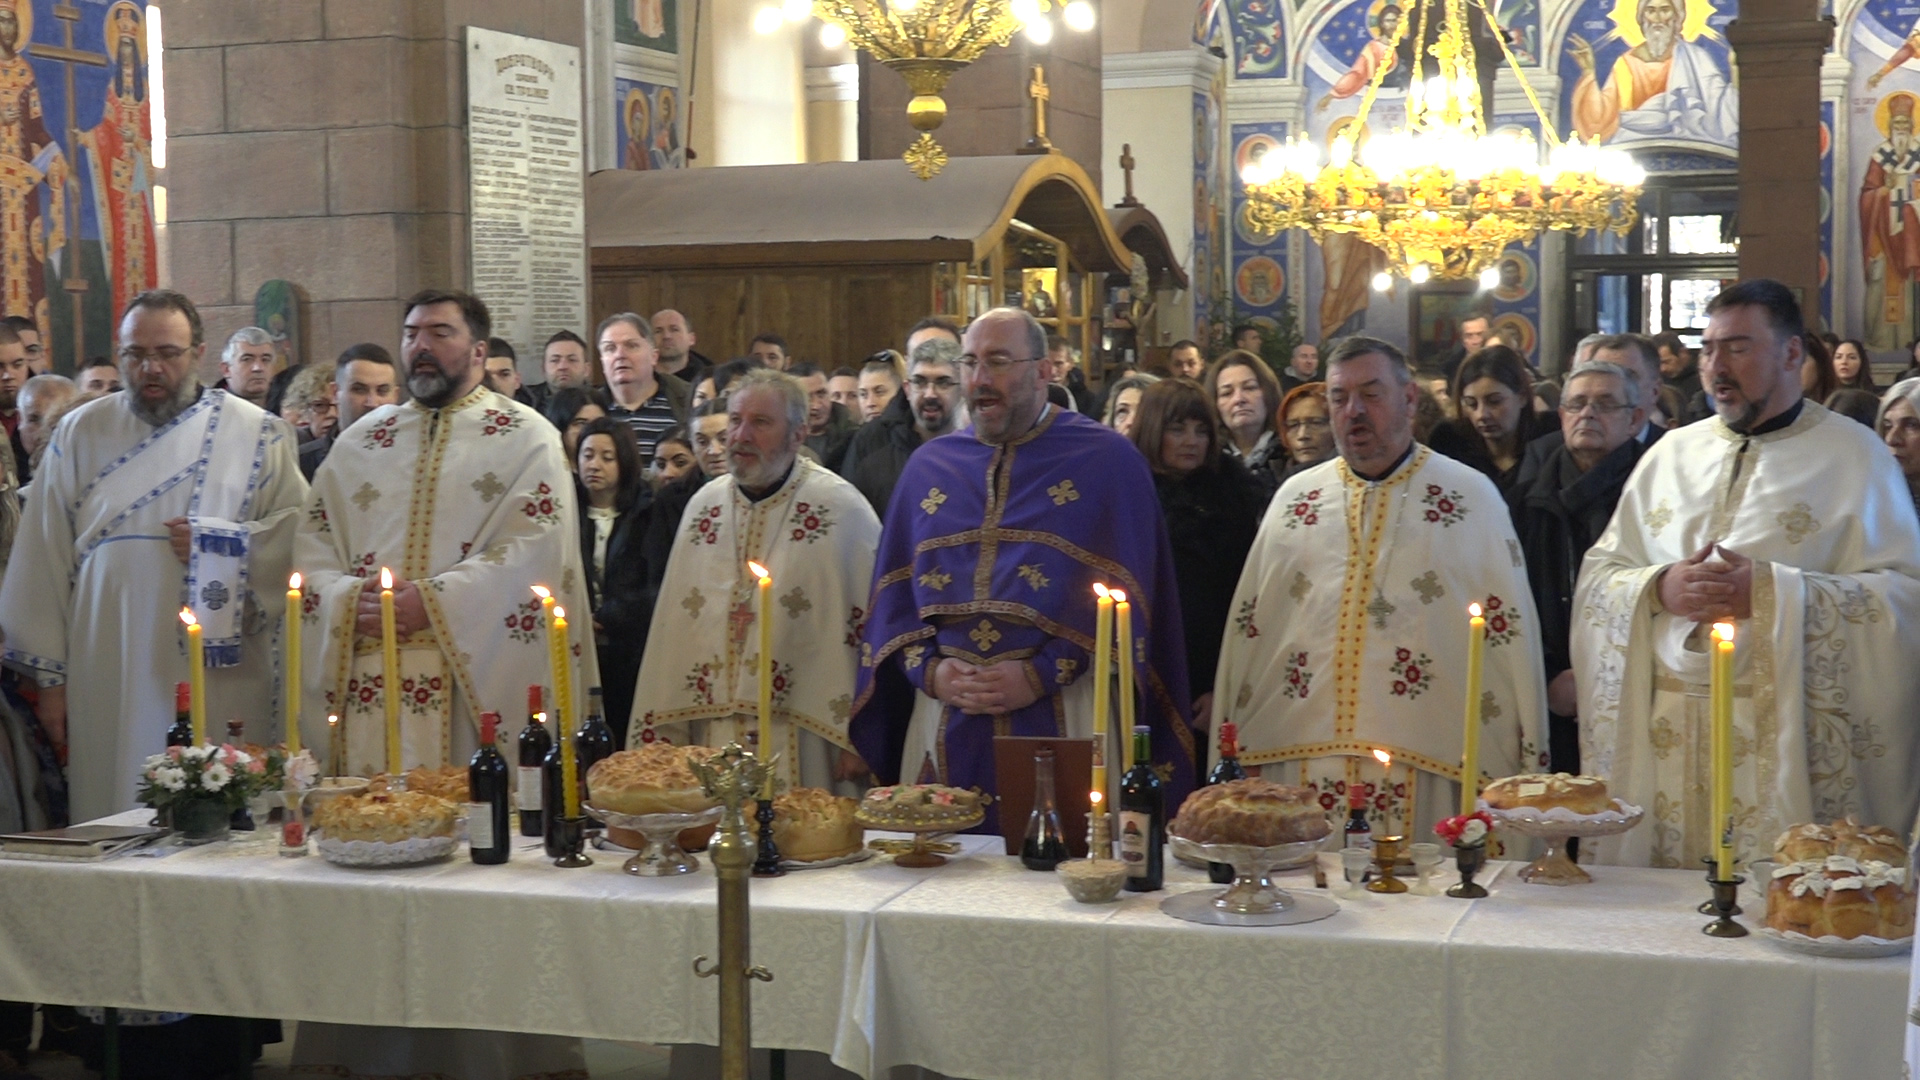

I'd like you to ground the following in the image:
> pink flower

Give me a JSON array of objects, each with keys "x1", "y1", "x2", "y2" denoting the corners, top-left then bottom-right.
[{"x1": 246, "y1": 758, "x2": 266, "y2": 774}]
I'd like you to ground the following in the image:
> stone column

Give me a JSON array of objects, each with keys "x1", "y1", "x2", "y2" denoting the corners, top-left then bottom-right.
[
  {"x1": 1727, "y1": 1, "x2": 1834, "y2": 322},
  {"x1": 163, "y1": 0, "x2": 587, "y2": 375},
  {"x1": 690, "y1": 0, "x2": 806, "y2": 167}
]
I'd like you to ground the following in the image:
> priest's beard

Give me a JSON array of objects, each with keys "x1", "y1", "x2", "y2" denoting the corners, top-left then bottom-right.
[
  {"x1": 127, "y1": 373, "x2": 200, "y2": 427},
  {"x1": 408, "y1": 353, "x2": 457, "y2": 408}
]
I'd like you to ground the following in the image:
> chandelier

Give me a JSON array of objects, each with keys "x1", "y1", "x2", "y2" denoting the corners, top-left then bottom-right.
[
  {"x1": 1239, "y1": 0, "x2": 1643, "y2": 283},
  {"x1": 795, "y1": 0, "x2": 1095, "y2": 179}
]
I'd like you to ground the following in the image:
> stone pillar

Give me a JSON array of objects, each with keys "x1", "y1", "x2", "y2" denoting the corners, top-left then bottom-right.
[
  {"x1": 690, "y1": 0, "x2": 806, "y2": 167},
  {"x1": 1727, "y1": 1, "x2": 1834, "y2": 323},
  {"x1": 163, "y1": 0, "x2": 587, "y2": 375}
]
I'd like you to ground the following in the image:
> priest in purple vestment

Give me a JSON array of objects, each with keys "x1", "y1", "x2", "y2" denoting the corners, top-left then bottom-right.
[{"x1": 850, "y1": 308, "x2": 1195, "y2": 830}]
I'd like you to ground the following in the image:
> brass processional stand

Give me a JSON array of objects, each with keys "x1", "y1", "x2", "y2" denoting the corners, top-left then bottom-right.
[{"x1": 689, "y1": 744, "x2": 779, "y2": 1080}]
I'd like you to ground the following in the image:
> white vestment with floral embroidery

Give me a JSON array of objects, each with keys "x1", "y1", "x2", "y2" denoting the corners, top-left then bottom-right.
[
  {"x1": 1212, "y1": 445, "x2": 1547, "y2": 840},
  {"x1": 631, "y1": 456, "x2": 880, "y2": 790},
  {"x1": 295, "y1": 386, "x2": 596, "y2": 775},
  {"x1": 1574, "y1": 402, "x2": 1920, "y2": 867}
]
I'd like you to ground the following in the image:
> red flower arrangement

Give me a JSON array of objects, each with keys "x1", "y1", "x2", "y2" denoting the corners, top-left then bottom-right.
[{"x1": 1434, "y1": 810, "x2": 1494, "y2": 847}]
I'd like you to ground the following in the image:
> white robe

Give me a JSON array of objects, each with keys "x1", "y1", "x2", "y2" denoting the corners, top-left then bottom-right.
[
  {"x1": 631, "y1": 457, "x2": 880, "y2": 790},
  {"x1": 1213, "y1": 445, "x2": 1548, "y2": 839},
  {"x1": 0, "y1": 390, "x2": 305, "y2": 823},
  {"x1": 296, "y1": 385, "x2": 597, "y2": 774},
  {"x1": 1575, "y1": 402, "x2": 1920, "y2": 867}
]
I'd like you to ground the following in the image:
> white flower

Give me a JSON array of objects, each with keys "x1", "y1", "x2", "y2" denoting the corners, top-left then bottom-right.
[
  {"x1": 284, "y1": 750, "x2": 319, "y2": 791},
  {"x1": 154, "y1": 767, "x2": 187, "y2": 792},
  {"x1": 181, "y1": 746, "x2": 211, "y2": 763},
  {"x1": 142, "y1": 753, "x2": 169, "y2": 772},
  {"x1": 1460, "y1": 819, "x2": 1488, "y2": 845},
  {"x1": 201, "y1": 762, "x2": 231, "y2": 792}
]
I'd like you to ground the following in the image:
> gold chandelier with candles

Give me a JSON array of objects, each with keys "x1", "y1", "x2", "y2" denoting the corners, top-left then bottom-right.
[
  {"x1": 1239, "y1": 0, "x2": 1643, "y2": 284},
  {"x1": 807, "y1": 0, "x2": 1095, "y2": 179}
]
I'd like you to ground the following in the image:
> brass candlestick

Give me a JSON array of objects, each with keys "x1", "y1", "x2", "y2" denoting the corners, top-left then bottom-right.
[
  {"x1": 1698, "y1": 856, "x2": 1743, "y2": 915},
  {"x1": 753, "y1": 797, "x2": 785, "y2": 877},
  {"x1": 1367, "y1": 835, "x2": 1409, "y2": 893},
  {"x1": 690, "y1": 744, "x2": 776, "y2": 1080},
  {"x1": 1701, "y1": 869, "x2": 1749, "y2": 938}
]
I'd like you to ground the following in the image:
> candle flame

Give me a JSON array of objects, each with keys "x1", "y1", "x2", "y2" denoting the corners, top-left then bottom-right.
[
  {"x1": 380, "y1": 567, "x2": 394, "y2": 590},
  {"x1": 553, "y1": 606, "x2": 566, "y2": 621},
  {"x1": 1468, "y1": 602, "x2": 1483, "y2": 619},
  {"x1": 1089, "y1": 790, "x2": 1103, "y2": 805},
  {"x1": 747, "y1": 560, "x2": 770, "y2": 581},
  {"x1": 1373, "y1": 748, "x2": 1391, "y2": 768},
  {"x1": 530, "y1": 585, "x2": 552, "y2": 600},
  {"x1": 1109, "y1": 588, "x2": 1128, "y2": 604},
  {"x1": 327, "y1": 714, "x2": 338, "y2": 727},
  {"x1": 178, "y1": 607, "x2": 197, "y2": 628},
  {"x1": 535, "y1": 712, "x2": 546, "y2": 723},
  {"x1": 1092, "y1": 582, "x2": 1109, "y2": 599},
  {"x1": 289, "y1": 571, "x2": 302, "y2": 591},
  {"x1": 1712, "y1": 622, "x2": 1735, "y2": 644}
]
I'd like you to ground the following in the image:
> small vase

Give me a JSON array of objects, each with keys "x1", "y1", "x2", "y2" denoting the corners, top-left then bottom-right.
[
  {"x1": 1446, "y1": 841, "x2": 1488, "y2": 898},
  {"x1": 279, "y1": 788, "x2": 309, "y2": 857},
  {"x1": 172, "y1": 798, "x2": 233, "y2": 845}
]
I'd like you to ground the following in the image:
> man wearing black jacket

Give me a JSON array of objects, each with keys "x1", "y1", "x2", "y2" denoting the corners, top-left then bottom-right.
[{"x1": 842, "y1": 337, "x2": 965, "y2": 514}]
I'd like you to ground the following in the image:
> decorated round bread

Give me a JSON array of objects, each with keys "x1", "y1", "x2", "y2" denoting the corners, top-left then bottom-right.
[
  {"x1": 586, "y1": 744, "x2": 721, "y2": 816},
  {"x1": 400, "y1": 765, "x2": 469, "y2": 803},
  {"x1": 1766, "y1": 854, "x2": 1914, "y2": 941},
  {"x1": 772, "y1": 787, "x2": 864, "y2": 862},
  {"x1": 856, "y1": 784, "x2": 983, "y2": 827},
  {"x1": 1170, "y1": 778, "x2": 1331, "y2": 847},
  {"x1": 313, "y1": 790, "x2": 460, "y2": 843},
  {"x1": 1481, "y1": 773, "x2": 1612, "y2": 816}
]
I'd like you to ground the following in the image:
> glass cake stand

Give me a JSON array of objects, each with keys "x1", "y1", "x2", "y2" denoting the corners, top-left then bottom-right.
[
  {"x1": 1484, "y1": 801, "x2": 1645, "y2": 885},
  {"x1": 1162, "y1": 835, "x2": 1340, "y2": 926},
  {"x1": 586, "y1": 804, "x2": 724, "y2": 875}
]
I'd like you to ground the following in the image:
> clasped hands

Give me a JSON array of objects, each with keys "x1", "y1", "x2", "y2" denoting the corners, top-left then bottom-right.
[
  {"x1": 355, "y1": 575, "x2": 431, "y2": 640},
  {"x1": 929, "y1": 657, "x2": 1042, "y2": 716},
  {"x1": 1656, "y1": 543, "x2": 1754, "y2": 623}
]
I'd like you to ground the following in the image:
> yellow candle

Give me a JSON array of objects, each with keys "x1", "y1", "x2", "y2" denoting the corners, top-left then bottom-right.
[
  {"x1": 1372, "y1": 748, "x2": 1396, "y2": 834},
  {"x1": 748, "y1": 561, "x2": 774, "y2": 797},
  {"x1": 1461, "y1": 602, "x2": 1486, "y2": 814},
  {"x1": 1711, "y1": 622, "x2": 1735, "y2": 879},
  {"x1": 1091, "y1": 584, "x2": 1113, "y2": 796},
  {"x1": 1114, "y1": 591, "x2": 1135, "y2": 771},
  {"x1": 179, "y1": 608, "x2": 205, "y2": 745},
  {"x1": 532, "y1": 586, "x2": 568, "y2": 730},
  {"x1": 284, "y1": 573, "x2": 302, "y2": 757},
  {"x1": 555, "y1": 606, "x2": 580, "y2": 818},
  {"x1": 380, "y1": 568, "x2": 400, "y2": 774},
  {"x1": 326, "y1": 714, "x2": 341, "y2": 778}
]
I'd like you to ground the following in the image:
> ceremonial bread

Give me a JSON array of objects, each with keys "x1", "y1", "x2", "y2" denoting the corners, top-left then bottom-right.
[
  {"x1": 1169, "y1": 778, "x2": 1331, "y2": 847},
  {"x1": 401, "y1": 765, "x2": 469, "y2": 803},
  {"x1": 772, "y1": 788, "x2": 864, "y2": 862},
  {"x1": 857, "y1": 784, "x2": 983, "y2": 826},
  {"x1": 313, "y1": 790, "x2": 460, "y2": 843},
  {"x1": 586, "y1": 744, "x2": 721, "y2": 816},
  {"x1": 1766, "y1": 819, "x2": 1915, "y2": 940},
  {"x1": 1480, "y1": 773, "x2": 1612, "y2": 815}
]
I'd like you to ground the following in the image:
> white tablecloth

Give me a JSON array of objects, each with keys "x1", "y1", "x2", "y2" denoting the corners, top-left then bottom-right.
[{"x1": 0, "y1": 819, "x2": 1904, "y2": 1080}]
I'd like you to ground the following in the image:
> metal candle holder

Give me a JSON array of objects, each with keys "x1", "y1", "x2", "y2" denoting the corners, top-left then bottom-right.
[
  {"x1": 551, "y1": 814, "x2": 592, "y2": 868},
  {"x1": 1698, "y1": 856, "x2": 1743, "y2": 915},
  {"x1": 690, "y1": 744, "x2": 777, "y2": 1080},
  {"x1": 753, "y1": 797, "x2": 785, "y2": 877},
  {"x1": 1367, "y1": 834, "x2": 1408, "y2": 893},
  {"x1": 1702, "y1": 871, "x2": 1749, "y2": 937}
]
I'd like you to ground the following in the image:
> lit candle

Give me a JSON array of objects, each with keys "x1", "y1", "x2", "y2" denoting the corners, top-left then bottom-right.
[
  {"x1": 380, "y1": 568, "x2": 400, "y2": 774},
  {"x1": 532, "y1": 586, "x2": 568, "y2": 730},
  {"x1": 1089, "y1": 789, "x2": 1105, "y2": 856},
  {"x1": 179, "y1": 608, "x2": 205, "y2": 745},
  {"x1": 747, "y1": 561, "x2": 774, "y2": 797},
  {"x1": 555, "y1": 605, "x2": 580, "y2": 818},
  {"x1": 1711, "y1": 621, "x2": 1735, "y2": 879},
  {"x1": 326, "y1": 714, "x2": 341, "y2": 778},
  {"x1": 284, "y1": 573, "x2": 302, "y2": 757},
  {"x1": 1372, "y1": 748, "x2": 1396, "y2": 834},
  {"x1": 1461, "y1": 602, "x2": 1486, "y2": 814},
  {"x1": 1113, "y1": 590, "x2": 1135, "y2": 771},
  {"x1": 1090, "y1": 584, "x2": 1113, "y2": 797}
]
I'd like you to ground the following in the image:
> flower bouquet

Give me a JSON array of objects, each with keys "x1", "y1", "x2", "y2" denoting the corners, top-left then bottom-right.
[
  {"x1": 137, "y1": 744, "x2": 272, "y2": 844},
  {"x1": 1435, "y1": 810, "x2": 1494, "y2": 898}
]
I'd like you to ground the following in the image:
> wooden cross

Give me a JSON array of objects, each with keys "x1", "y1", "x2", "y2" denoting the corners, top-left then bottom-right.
[
  {"x1": 1019, "y1": 64, "x2": 1055, "y2": 153},
  {"x1": 1116, "y1": 143, "x2": 1142, "y2": 208}
]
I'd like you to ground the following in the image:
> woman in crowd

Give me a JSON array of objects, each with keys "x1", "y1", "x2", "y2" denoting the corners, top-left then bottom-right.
[
  {"x1": 1430, "y1": 345, "x2": 1550, "y2": 495},
  {"x1": 690, "y1": 358, "x2": 763, "y2": 411},
  {"x1": 575, "y1": 417, "x2": 655, "y2": 744},
  {"x1": 1878, "y1": 378, "x2": 1920, "y2": 518},
  {"x1": 1206, "y1": 350, "x2": 1285, "y2": 491},
  {"x1": 649, "y1": 424, "x2": 697, "y2": 490},
  {"x1": 1833, "y1": 339, "x2": 1877, "y2": 393},
  {"x1": 1800, "y1": 334, "x2": 1839, "y2": 404},
  {"x1": 544, "y1": 385, "x2": 612, "y2": 467},
  {"x1": 1101, "y1": 373, "x2": 1160, "y2": 439},
  {"x1": 1128, "y1": 379, "x2": 1268, "y2": 749},
  {"x1": 1275, "y1": 382, "x2": 1334, "y2": 482}
]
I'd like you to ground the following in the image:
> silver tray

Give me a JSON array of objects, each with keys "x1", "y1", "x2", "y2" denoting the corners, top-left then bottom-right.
[{"x1": 585, "y1": 804, "x2": 724, "y2": 876}]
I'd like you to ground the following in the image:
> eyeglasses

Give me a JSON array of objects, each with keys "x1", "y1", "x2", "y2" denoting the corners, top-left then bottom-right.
[
  {"x1": 956, "y1": 355, "x2": 1040, "y2": 374},
  {"x1": 1283, "y1": 416, "x2": 1331, "y2": 433},
  {"x1": 908, "y1": 376, "x2": 959, "y2": 392},
  {"x1": 1559, "y1": 398, "x2": 1635, "y2": 416},
  {"x1": 117, "y1": 346, "x2": 188, "y2": 366}
]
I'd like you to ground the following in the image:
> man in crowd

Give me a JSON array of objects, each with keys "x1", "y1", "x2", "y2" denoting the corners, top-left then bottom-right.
[
  {"x1": 0, "y1": 328, "x2": 31, "y2": 475},
  {"x1": 1045, "y1": 334, "x2": 1097, "y2": 414},
  {"x1": 857, "y1": 352, "x2": 904, "y2": 423},
  {"x1": 1655, "y1": 331, "x2": 1703, "y2": 405},
  {"x1": 77, "y1": 356, "x2": 121, "y2": 394},
  {"x1": 1232, "y1": 324, "x2": 1264, "y2": 354},
  {"x1": 15, "y1": 373, "x2": 74, "y2": 465},
  {"x1": 1170, "y1": 339, "x2": 1205, "y2": 380},
  {"x1": 790, "y1": 360, "x2": 859, "y2": 471},
  {"x1": 1508, "y1": 361, "x2": 1649, "y2": 778},
  {"x1": 651, "y1": 308, "x2": 711, "y2": 385},
  {"x1": 842, "y1": 337, "x2": 965, "y2": 514},
  {"x1": 291, "y1": 288, "x2": 591, "y2": 1078},
  {"x1": 300, "y1": 343, "x2": 401, "y2": 479},
  {"x1": 852, "y1": 308, "x2": 1195, "y2": 822},
  {"x1": 1517, "y1": 333, "x2": 1666, "y2": 486},
  {"x1": 1213, "y1": 336, "x2": 1546, "y2": 838},
  {"x1": 1575, "y1": 279, "x2": 1920, "y2": 866},
  {"x1": 0, "y1": 290, "x2": 307, "y2": 823},
  {"x1": 1281, "y1": 341, "x2": 1320, "y2": 393},
  {"x1": 483, "y1": 337, "x2": 531, "y2": 405},
  {"x1": 906, "y1": 316, "x2": 961, "y2": 358},
  {"x1": 748, "y1": 332, "x2": 790, "y2": 370},
  {"x1": 599, "y1": 312, "x2": 690, "y2": 461},
  {"x1": 1436, "y1": 312, "x2": 1491, "y2": 382},
  {"x1": 219, "y1": 327, "x2": 277, "y2": 409},
  {"x1": 828, "y1": 366, "x2": 860, "y2": 412},
  {"x1": 1, "y1": 315, "x2": 42, "y2": 374},
  {"x1": 629, "y1": 369, "x2": 880, "y2": 792},
  {"x1": 522, "y1": 329, "x2": 593, "y2": 411}
]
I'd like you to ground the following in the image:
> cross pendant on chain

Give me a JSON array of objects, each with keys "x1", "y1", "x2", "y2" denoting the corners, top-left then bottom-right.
[{"x1": 1366, "y1": 592, "x2": 1396, "y2": 630}]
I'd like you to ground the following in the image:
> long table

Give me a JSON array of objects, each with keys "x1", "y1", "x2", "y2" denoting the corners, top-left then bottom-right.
[{"x1": 0, "y1": 818, "x2": 1905, "y2": 1080}]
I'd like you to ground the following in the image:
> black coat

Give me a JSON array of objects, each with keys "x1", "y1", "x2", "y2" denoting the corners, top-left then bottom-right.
[
  {"x1": 1153, "y1": 458, "x2": 1269, "y2": 699},
  {"x1": 841, "y1": 392, "x2": 924, "y2": 515},
  {"x1": 1427, "y1": 411, "x2": 1557, "y2": 496},
  {"x1": 577, "y1": 482, "x2": 660, "y2": 744}
]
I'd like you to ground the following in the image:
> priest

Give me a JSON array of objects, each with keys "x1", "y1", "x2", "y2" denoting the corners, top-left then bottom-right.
[
  {"x1": 1574, "y1": 279, "x2": 1920, "y2": 867},
  {"x1": 629, "y1": 368, "x2": 881, "y2": 791},
  {"x1": 0, "y1": 290, "x2": 306, "y2": 823},
  {"x1": 1213, "y1": 336, "x2": 1546, "y2": 838},
  {"x1": 851, "y1": 307, "x2": 1195, "y2": 820}
]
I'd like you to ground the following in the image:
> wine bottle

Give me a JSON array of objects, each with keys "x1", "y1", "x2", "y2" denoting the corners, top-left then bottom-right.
[
  {"x1": 226, "y1": 720, "x2": 255, "y2": 831},
  {"x1": 516, "y1": 685, "x2": 550, "y2": 837},
  {"x1": 1020, "y1": 747, "x2": 1070, "y2": 871},
  {"x1": 576, "y1": 686, "x2": 614, "y2": 773},
  {"x1": 1118, "y1": 725, "x2": 1163, "y2": 891},
  {"x1": 1205, "y1": 722, "x2": 1249, "y2": 884},
  {"x1": 165, "y1": 682, "x2": 192, "y2": 747},
  {"x1": 541, "y1": 733, "x2": 587, "y2": 859},
  {"x1": 1344, "y1": 787, "x2": 1372, "y2": 882},
  {"x1": 468, "y1": 711, "x2": 510, "y2": 864}
]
